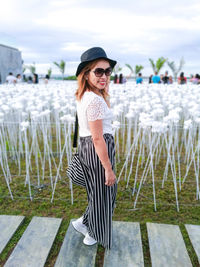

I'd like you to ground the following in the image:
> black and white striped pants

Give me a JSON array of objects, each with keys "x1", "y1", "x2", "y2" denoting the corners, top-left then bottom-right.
[{"x1": 78, "y1": 133, "x2": 117, "y2": 249}]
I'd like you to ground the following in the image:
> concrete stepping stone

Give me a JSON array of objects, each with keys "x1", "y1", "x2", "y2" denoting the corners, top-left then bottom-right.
[
  {"x1": 147, "y1": 222, "x2": 192, "y2": 267},
  {"x1": 4, "y1": 216, "x2": 62, "y2": 267},
  {"x1": 0, "y1": 215, "x2": 25, "y2": 254},
  {"x1": 103, "y1": 221, "x2": 144, "y2": 267},
  {"x1": 54, "y1": 219, "x2": 97, "y2": 267},
  {"x1": 185, "y1": 224, "x2": 200, "y2": 263}
]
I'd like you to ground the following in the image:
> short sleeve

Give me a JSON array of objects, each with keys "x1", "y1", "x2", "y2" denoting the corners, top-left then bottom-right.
[{"x1": 86, "y1": 97, "x2": 106, "y2": 121}]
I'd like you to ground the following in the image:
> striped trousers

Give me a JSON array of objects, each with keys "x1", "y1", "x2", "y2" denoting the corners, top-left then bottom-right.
[{"x1": 78, "y1": 133, "x2": 117, "y2": 249}]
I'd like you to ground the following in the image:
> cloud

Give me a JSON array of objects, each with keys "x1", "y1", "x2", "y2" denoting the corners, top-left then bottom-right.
[
  {"x1": 0, "y1": 0, "x2": 199, "y2": 75},
  {"x1": 61, "y1": 43, "x2": 89, "y2": 52}
]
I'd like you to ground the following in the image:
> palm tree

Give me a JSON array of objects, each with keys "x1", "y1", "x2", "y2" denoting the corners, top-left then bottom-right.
[
  {"x1": 125, "y1": 64, "x2": 134, "y2": 78},
  {"x1": 53, "y1": 60, "x2": 66, "y2": 80},
  {"x1": 167, "y1": 57, "x2": 185, "y2": 81},
  {"x1": 135, "y1": 65, "x2": 144, "y2": 79},
  {"x1": 22, "y1": 65, "x2": 26, "y2": 73},
  {"x1": 149, "y1": 57, "x2": 167, "y2": 74},
  {"x1": 47, "y1": 68, "x2": 52, "y2": 79},
  {"x1": 27, "y1": 63, "x2": 36, "y2": 75}
]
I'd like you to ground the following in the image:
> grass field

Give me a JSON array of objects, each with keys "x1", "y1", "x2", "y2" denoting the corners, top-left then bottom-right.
[{"x1": 1, "y1": 149, "x2": 200, "y2": 266}]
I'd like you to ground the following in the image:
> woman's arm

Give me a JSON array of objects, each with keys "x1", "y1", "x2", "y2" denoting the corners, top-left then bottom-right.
[{"x1": 88, "y1": 119, "x2": 116, "y2": 186}]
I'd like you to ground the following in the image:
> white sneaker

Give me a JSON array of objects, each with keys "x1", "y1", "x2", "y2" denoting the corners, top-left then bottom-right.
[
  {"x1": 83, "y1": 232, "x2": 97, "y2": 246},
  {"x1": 72, "y1": 216, "x2": 87, "y2": 236}
]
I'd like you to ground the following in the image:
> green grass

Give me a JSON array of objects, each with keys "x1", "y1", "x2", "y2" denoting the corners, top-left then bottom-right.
[{"x1": 1, "y1": 144, "x2": 200, "y2": 266}]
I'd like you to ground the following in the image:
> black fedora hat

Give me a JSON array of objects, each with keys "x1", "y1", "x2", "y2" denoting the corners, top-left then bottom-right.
[{"x1": 76, "y1": 47, "x2": 117, "y2": 77}]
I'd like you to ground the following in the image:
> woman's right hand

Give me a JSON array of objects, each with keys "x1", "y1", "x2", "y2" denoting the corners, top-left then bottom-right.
[{"x1": 105, "y1": 168, "x2": 116, "y2": 186}]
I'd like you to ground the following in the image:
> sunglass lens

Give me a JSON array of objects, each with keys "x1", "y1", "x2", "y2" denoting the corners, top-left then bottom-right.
[
  {"x1": 94, "y1": 67, "x2": 112, "y2": 77},
  {"x1": 95, "y1": 68, "x2": 104, "y2": 77},
  {"x1": 105, "y1": 68, "x2": 112, "y2": 76}
]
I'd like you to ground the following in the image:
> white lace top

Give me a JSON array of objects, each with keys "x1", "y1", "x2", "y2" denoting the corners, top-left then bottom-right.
[{"x1": 76, "y1": 91, "x2": 113, "y2": 137}]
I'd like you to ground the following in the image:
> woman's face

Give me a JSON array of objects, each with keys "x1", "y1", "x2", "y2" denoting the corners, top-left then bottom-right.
[{"x1": 87, "y1": 60, "x2": 111, "y2": 90}]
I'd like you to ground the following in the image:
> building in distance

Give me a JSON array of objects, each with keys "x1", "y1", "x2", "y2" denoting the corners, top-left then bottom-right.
[{"x1": 0, "y1": 44, "x2": 22, "y2": 84}]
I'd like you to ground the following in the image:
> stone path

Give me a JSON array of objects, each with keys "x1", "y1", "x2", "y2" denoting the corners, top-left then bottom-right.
[
  {"x1": 0, "y1": 215, "x2": 24, "y2": 254},
  {"x1": 55, "y1": 220, "x2": 97, "y2": 267},
  {"x1": 4, "y1": 216, "x2": 62, "y2": 267},
  {"x1": 185, "y1": 224, "x2": 200, "y2": 264},
  {"x1": 0, "y1": 215, "x2": 199, "y2": 267},
  {"x1": 103, "y1": 221, "x2": 144, "y2": 267},
  {"x1": 147, "y1": 222, "x2": 192, "y2": 267}
]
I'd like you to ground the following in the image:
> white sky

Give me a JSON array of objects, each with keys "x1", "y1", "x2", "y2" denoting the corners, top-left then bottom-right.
[{"x1": 0, "y1": 0, "x2": 200, "y2": 76}]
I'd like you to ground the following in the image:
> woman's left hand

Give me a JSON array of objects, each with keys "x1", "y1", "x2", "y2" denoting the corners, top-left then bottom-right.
[{"x1": 105, "y1": 168, "x2": 116, "y2": 186}]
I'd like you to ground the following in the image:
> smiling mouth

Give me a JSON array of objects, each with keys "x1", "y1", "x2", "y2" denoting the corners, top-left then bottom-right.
[{"x1": 99, "y1": 81, "x2": 106, "y2": 85}]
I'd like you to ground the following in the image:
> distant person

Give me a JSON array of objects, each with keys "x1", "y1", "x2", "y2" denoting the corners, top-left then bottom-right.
[
  {"x1": 44, "y1": 74, "x2": 50, "y2": 84},
  {"x1": 162, "y1": 71, "x2": 169, "y2": 84},
  {"x1": 198, "y1": 74, "x2": 200, "y2": 84},
  {"x1": 136, "y1": 73, "x2": 143, "y2": 84},
  {"x1": 152, "y1": 72, "x2": 161, "y2": 83},
  {"x1": 168, "y1": 76, "x2": 173, "y2": 84},
  {"x1": 149, "y1": 74, "x2": 153, "y2": 83},
  {"x1": 193, "y1": 74, "x2": 200, "y2": 84},
  {"x1": 6, "y1": 72, "x2": 17, "y2": 84},
  {"x1": 33, "y1": 73, "x2": 39, "y2": 84},
  {"x1": 160, "y1": 74, "x2": 164, "y2": 83},
  {"x1": 27, "y1": 76, "x2": 33, "y2": 84},
  {"x1": 114, "y1": 74, "x2": 119, "y2": 84},
  {"x1": 23, "y1": 74, "x2": 27, "y2": 82},
  {"x1": 119, "y1": 73, "x2": 124, "y2": 84},
  {"x1": 16, "y1": 74, "x2": 22, "y2": 83},
  {"x1": 122, "y1": 76, "x2": 127, "y2": 84},
  {"x1": 190, "y1": 74, "x2": 194, "y2": 83},
  {"x1": 178, "y1": 72, "x2": 187, "y2": 84}
]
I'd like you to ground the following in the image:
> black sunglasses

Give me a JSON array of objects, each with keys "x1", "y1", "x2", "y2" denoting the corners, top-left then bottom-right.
[{"x1": 92, "y1": 67, "x2": 113, "y2": 77}]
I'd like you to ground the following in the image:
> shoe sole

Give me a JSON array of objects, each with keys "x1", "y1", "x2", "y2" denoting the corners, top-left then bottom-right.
[
  {"x1": 83, "y1": 240, "x2": 97, "y2": 246},
  {"x1": 83, "y1": 235, "x2": 97, "y2": 246}
]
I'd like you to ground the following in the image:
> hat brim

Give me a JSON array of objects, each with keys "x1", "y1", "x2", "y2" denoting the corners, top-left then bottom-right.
[{"x1": 76, "y1": 57, "x2": 117, "y2": 77}]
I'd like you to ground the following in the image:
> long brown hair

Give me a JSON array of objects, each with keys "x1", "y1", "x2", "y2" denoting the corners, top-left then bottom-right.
[{"x1": 75, "y1": 59, "x2": 110, "y2": 106}]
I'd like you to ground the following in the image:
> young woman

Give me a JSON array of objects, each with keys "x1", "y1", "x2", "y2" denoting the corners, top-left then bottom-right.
[
  {"x1": 178, "y1": 72, "x2": 187, "y2": 84},
  {"x1": 72, "y1": 47, "x2": 117, "y2": 249}
]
